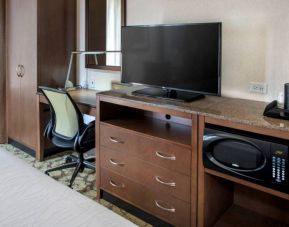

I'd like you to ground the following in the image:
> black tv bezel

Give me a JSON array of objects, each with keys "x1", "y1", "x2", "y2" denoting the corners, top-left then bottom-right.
[{"x1": 121, "y1": 22, "x2": 222, "y2": 97}]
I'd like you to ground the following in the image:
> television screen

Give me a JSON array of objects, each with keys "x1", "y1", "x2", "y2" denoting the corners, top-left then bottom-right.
[{"x1": 121, "y1": 23, "x2": 221, "y2": 96}]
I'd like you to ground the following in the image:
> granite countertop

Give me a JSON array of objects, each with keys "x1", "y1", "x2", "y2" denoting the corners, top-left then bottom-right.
[{"x1": 97, "y1": 86, "x2": 289, "y2": 133}]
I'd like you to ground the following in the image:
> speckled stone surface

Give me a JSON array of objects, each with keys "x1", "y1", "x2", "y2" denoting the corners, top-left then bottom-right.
[{"x1": 97, "y1": 86, "x2": 289, "y2": 133}]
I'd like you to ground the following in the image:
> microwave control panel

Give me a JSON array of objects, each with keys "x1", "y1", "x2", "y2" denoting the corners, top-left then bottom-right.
[{"x1": 271, "y1": 144, "x2": 288, "y2": 184}]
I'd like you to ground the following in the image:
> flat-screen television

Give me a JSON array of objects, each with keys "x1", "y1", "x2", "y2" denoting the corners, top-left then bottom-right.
[{"x1": 121, "y1": 23, "x2": 222, "y2": 102}]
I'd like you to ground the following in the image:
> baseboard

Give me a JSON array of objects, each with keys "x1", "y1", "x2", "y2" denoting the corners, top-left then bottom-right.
[
  {"x1": 8, "y1": 138, "x2": 67, "y2": 158},
  {"x1": 8, "y1": 139, "x2": 35, "y2": 157}
]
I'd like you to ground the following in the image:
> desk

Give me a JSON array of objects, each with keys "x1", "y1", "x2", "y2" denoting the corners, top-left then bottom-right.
[{"x1": 36, "y1": 89, "x2": 97, "y2": 161}]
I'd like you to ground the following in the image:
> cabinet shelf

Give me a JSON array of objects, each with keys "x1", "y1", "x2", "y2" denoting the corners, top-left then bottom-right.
[
  {"x1": 101, "y1": 116, "x2": 192, "y2": 147},
  {"x1": 204, "y1": 168, "x2": 289, "y2": 201},
  {"x1": 214, "y1": 205, "x2": 288, "y2": 227},
  {"x1": 202, "y1": 172, "x2": 289, "y2": 227}
]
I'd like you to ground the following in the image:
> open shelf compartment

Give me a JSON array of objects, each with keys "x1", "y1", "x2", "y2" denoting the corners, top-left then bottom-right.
[
  {"x1": 203, "y1": 173, "x2": 289, "y2": 227},
  {"x1": 99, "y1": 101, "x2": 192, "y2": 147}
]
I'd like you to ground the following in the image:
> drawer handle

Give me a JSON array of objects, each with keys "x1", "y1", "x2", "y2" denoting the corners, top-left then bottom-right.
[
  {"x1": 109, "y1": 159, "x2": 125, "y2": 166},
  {"x1": 155, "y1": 151, "x2": 176, "y2": 161},
  {"x1": 109, "y1": 137, "x2": 124, "y2": 144},
  {"x1": 155, "y1": 176, "x2": 176, "y2": 187},
  {"x1": 109, "y1": 180, "x2": 125, "y2": 188},
  {"x1": 154, "y1": 200, "x2": 176, "y2": 213}
]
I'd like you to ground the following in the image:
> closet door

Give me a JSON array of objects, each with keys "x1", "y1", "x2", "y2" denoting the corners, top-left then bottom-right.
[
  {"x1": 6, "y1": 0, "x2": 37, "y2": 149},
  {"x1": 6, "y1": 0, "x2": 22, "y2": 142},
  {"x1": 18, "y1": 0, "x2": 37, "y2": 150}
]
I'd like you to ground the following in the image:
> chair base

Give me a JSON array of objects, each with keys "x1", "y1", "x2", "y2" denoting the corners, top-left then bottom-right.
[{"x1": 45, "y1": 154, "x2": 95, "y2": 188}]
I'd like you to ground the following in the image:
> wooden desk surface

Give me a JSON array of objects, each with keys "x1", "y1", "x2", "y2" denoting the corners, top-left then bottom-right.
[
  {"x1": 38, "y1": 89, "x2": 98, "y2": 108},
  {"x1": 68, "y1": 89, "x2": 98, "y2": 108}
]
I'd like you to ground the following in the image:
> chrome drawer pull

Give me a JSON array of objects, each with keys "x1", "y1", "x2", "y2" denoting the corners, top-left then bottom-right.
[
  {"x1": 154, "y1": 200, "x2": 176, "y2": 213},
  {"x1": 109, "y1": 159, "x2": 125, "y2": 166},
  {"x1": 155, "y1": 151, "x2": 176, "y2": 161},
  {"x1": 109, "y1": 137, "x2": 124, "y2": 144},
  {"x1": 155, "y1": 176, "x2": 176, "y2": 187},
  {"x1": 109, "y1": 180, "x2": 125, "y2": 188}
]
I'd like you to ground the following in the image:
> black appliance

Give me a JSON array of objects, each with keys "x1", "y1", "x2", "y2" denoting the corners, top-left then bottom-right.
[
  {"x1": 121, "y1": 23, "x2": 222, "y2": 102},
  {"x1": 263, "y1": 100, "x2": 289, "y2": 120},
  {"x1": 263, "y1": 83, "x2": 289, "y2": 120},
  {"x1": 203, "y1": 127, "x2": 289, "y2": 193}
]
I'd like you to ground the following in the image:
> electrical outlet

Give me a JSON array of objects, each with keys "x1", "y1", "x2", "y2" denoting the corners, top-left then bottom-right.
[
  {"x1": 249, "y1": 82, "x2": 268, "y2": 94},
  {"x1": 87, "y1": 77, "x2": 96, "y2": 89}
]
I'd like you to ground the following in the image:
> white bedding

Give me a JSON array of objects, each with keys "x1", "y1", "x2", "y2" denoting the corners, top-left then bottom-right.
[{"x1": 0, "y1": 148, "x2": 136, "y2": 227}]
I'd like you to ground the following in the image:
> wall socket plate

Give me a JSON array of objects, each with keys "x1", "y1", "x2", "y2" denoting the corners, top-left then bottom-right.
[
  {"x1": 249, "y1": 82, "x2": 268, "y2": 94},
  {"x1": 87, "y1": 77, "x2": 96, "y2": 89}
]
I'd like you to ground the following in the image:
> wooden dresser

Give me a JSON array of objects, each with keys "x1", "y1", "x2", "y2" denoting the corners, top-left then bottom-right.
[
  {"x1": 96, "y1": 87, "x2": 289, "y2": 227},
  {"x1": 96, "y1": 96, "x2": 198, "y2": 227}
]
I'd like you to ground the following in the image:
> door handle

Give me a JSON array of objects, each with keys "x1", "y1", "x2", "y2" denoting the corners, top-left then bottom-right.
[
  {"x1": 16, "y1": 64, "x2": 25, "y2": 77},
  {"x1": 16, "y1": 64, "x2": 21, "y2": 77},
  {"x1": 19, "y1": 65, "x2": 25, "y2": 77}
]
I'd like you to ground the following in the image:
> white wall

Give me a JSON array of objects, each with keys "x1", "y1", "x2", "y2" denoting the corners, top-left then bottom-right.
[{"x1": 78, "y1": 0, "x2": 289, "y2": 101}]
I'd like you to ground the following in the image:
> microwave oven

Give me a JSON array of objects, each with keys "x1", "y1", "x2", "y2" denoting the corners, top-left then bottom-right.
[{"x1": 203, "y1": 127, "x2": 289, "y2": 193}]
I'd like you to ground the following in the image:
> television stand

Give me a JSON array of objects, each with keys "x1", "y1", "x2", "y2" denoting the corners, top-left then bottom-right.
[{"x1": 132, "y1": 87, "x2": 205, "y2": 102}]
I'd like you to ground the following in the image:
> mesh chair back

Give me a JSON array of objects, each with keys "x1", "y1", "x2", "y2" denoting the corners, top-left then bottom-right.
[{"x1": 41, "y1": 87, "x2": 82, "y2": 139}]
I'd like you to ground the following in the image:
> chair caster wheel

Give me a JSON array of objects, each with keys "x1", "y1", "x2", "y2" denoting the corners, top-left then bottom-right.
[
  {"x1": 79, "y1": 167, "x2": 85, "y2": 173},
  {"x1": 65, "y1": 156, "x2": 73, "y2": 163}
]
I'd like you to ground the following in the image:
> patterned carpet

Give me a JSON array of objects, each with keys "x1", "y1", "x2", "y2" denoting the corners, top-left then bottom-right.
[{"x1": 0, "y1": 144, "x2": 151, "y2": 227}]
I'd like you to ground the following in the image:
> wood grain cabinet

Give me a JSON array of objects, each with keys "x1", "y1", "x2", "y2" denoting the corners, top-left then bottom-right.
[
  {"x1": 197, "y1": 117, "x2": 289, "y2": 227},
  {"x1": 96, "y1": 98, "x2": 198, "y2": 227},
  {"x1": 6, "y1": 0, "x2": 76, "y2": 150}
]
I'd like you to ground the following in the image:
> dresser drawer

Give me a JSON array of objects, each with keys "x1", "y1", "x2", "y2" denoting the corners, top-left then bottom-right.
[
  {"x1": 100, "y1": 146, "x2": 190, "y2": 202},
  {"x1": 100, "y1": 123, "x2": 191, "y2": 175},
  {"x1": 101, "y1": 168, "x2": 190, "y2": 227}
]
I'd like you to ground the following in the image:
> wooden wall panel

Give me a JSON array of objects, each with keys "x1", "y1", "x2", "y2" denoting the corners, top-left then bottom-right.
[
  {"x1": 37, "y1": 0, "x2": 76, "y2": 88},
  {"x1": 86, "y1": 0, "x2": 107, "y2": 66},
  {"x1": 0, "y1": 0, "x2": 6, "y2": 143}
]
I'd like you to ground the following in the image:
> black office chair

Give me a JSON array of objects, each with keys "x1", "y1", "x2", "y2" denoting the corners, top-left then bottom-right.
[{"x1": 39, "y1": 87, "x2": 95, "y2": 188}]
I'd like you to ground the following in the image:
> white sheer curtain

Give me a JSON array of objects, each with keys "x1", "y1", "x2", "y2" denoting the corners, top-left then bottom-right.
[{"x1": 106, "y1": 0, "x2": 121, "y2": 66}]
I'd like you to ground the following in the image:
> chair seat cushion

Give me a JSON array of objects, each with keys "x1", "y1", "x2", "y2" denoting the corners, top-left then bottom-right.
[{"x1": 52, "y1": 136, "x2": 75, "y2": 149}]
